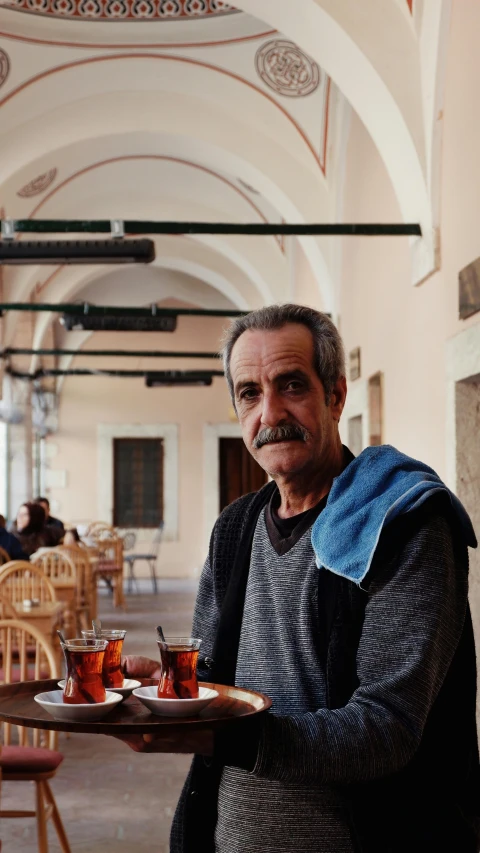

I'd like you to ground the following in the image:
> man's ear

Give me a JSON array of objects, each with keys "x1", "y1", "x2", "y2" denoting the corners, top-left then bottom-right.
[{"x1": 330, "y1": 376, "x2": 347, "y2": 422}]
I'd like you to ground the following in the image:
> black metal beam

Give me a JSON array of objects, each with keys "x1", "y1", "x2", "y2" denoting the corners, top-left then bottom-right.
[
  {"x1": 8, "y1": 367, "x2": 225, "y2": 380},
  {"x1": 0, "y1": 304, "x2": 244, "y2": 317},
  {"x1": 3, "y1": 348, "x2": 220, "y2": 358},
  {"x1": 3, "y1": 219, "x2": 422, "y2": 237}
]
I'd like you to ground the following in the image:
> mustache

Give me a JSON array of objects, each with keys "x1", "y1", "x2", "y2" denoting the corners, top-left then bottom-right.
[{"x1": 253, "y1": 423, "x2": 310, "y2": 449}]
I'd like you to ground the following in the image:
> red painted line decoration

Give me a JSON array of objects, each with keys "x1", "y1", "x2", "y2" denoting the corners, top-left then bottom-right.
[
  {"x1": 407, "y1": 0, "x2": 413, "y2": 12},
  {"x1": 0, "y1": 49, "x2": 10, "y2": 89},
  {"x1": 0, "y1": 28, "x2": 276, "y2": 50},
  {"x1": 17, "y1": 168, "x2": 58, "y2": 198},
  {"x1": 0, "y1": 0, "x2": 237, "y2": 20}
]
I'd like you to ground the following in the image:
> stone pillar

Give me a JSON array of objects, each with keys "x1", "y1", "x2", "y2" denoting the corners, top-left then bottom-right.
[
  {"x1": 3, "y1": 376, "x2": 33, "y2": 521},
  {"x1": 455, "y1": 378, "x2": 480, "y2": 732}
]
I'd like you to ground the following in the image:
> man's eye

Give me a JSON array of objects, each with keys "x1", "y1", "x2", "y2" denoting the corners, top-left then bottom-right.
[
  {"x1": 240, "y1": 388, "x2": 258, "y2": 400},
  {"x1": 285, "y1": 381, "x2": 303, "y2": 391}
]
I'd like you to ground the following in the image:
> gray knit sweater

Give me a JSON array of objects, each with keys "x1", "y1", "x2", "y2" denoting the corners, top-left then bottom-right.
[
  {"x1": 191, "y1": 503, "x2": 468, "y2": 852},
  {"x1": 215, "y1": 510, "x2": 355, "y2": 852}
]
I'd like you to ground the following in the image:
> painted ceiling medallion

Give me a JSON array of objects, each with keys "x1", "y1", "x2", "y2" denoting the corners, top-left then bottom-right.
[
  {"x1": 0, "y1": 49, "x2": 10, "y2": 89},
  {"x1": 1, "y1": 0, "x2": 236, "y2": 19},
  {"x1": 17, "y1": 168, "x2": 58, "y2": 198},
  {"x1": 255, "y1": 39, "x2": 320, "y2": 98}
]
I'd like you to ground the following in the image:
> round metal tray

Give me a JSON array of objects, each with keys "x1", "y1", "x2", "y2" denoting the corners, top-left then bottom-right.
[{"x1": 0, "y1": 678, "x2": 272, "y2": 735}]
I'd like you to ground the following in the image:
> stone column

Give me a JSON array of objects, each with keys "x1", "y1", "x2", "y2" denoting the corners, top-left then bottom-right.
[
  {"x1": 455, "y1": 379, "x2": 480, "y2": 733},
  {"x1": 3, "y1": 376, "x2": 33, "y2": 520}
]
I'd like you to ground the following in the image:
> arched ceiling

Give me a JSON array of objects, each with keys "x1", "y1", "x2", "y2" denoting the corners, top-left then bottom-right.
[{"x1": 0, "y1": 0, "x2": 449, "y2": 379}]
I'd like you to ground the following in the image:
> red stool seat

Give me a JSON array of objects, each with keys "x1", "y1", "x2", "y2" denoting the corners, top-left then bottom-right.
[{"x1": 0, "y1": 746, "x2": 64, "y2": 775}]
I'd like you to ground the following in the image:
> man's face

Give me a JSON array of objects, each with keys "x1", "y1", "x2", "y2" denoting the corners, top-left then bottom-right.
[
  {"x1": 230, "y1": 324, "x2": 346, "y2": 479},
  {"x1": 39, "y1": 500, "x2": 49, "y2": 520}
]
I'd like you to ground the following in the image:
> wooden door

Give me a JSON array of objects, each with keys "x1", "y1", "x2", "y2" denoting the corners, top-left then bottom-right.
[{"x1": 219, "y1": 438, "x2": 268, "y2": 512}]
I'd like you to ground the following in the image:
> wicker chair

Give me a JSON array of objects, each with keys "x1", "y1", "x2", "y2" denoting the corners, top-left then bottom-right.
[
  {"x1": 31, "y1": 549, "x2": 86, "y2": 638},
  {"x1": 93, "y1": 532, "x2": 125, "y2": 609},
  {"x1": 56, "y1": 545, "x2": 93, "y2": 629},
  {"x1": 0, "y1": 618, "x2": 71, "y2": 853},
  {"x1": 0, "y1": 562, "x2": 56, "y2": 607},
  {"x1": 85, "y1": 521, "x2": 114, "y2": 540},
  {"x1": 0, "y1": 546, "x2": 11, "y2": 566},
  {"x1": 0, "y1": 593, "x2": 18, "y2": 620}
]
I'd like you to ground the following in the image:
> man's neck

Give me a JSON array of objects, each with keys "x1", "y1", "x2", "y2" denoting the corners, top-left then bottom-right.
[{"x1": 274, "y1": 441, "x2": 345, "y2": 519}]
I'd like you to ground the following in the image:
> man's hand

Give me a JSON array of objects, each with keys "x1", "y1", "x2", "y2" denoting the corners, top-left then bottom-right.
[
  {"x1": 117, "y1": 655, "x2": 213, "y2": 755},
  {"x1": 110, "y1": 729, "x2": 214, "y2": 755},
  {"x1": 121, "y1": 654, "x2": 161, "y2": 680}
]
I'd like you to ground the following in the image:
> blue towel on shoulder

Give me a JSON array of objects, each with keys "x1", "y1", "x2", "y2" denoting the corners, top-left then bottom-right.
[{"x1": 311, "y1": 444, "x2": 477, "y2": 586}]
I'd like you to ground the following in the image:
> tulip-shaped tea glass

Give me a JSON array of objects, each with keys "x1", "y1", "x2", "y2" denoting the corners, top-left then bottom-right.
[
  {"x1": 82, "y1": 629, "x2": 127, "y2": 688},
  {"x1": 157, "y1": 637, "x2": 201, "y2": 699},
  {"x1": 61, "y1": 638, "x2": 108, "y2": 704}
]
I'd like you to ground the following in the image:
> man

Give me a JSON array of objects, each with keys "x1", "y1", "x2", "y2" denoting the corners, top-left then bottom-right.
[
  {"x1": 35, "y1": 496, "x2": 65, "y2": 543},
  {"x1": 121, "y1": 305, "x2": 480, "y2": 852}
]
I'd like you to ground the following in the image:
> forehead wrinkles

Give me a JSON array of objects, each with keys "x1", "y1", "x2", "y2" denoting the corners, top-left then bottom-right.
[{"x1": 231, "y1": 345, "x2": 311, "y2": 385}]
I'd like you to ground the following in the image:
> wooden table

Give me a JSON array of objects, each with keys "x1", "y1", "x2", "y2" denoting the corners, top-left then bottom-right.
[
  {"x1": 13, "y1": 601, "x2": 65, "y2": 670},
  {"x1": 50, "y1": 579, "x2": 76, "y2": 639}
]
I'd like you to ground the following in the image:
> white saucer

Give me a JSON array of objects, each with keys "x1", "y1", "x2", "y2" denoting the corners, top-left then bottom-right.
[
  {"x1": 58, "y1": 678, "x2": 141, "y2": 699},
  {"x1": 35, "y1": 689, "x2": 123, "y2": 721},
  {"x1": 132, "y1": 685, "x2": 218, "y2": 717}
]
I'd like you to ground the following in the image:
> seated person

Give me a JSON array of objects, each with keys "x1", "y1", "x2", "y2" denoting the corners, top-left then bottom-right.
[
  {"x1": 63, "y1": 528, "x2": 81, "y2": 546},
  {"x1": 35, "y1": 496, "x2": 65, "y2": 544},
  {"x1": 11, "y1": 502, "x2": 57, "y2": 557},
  {"x1": 0, "y1": 513, "x2": 27, "y2": 560}
]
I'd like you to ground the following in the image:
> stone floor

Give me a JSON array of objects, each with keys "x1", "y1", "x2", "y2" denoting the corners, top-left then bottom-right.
[{"x1": 0, "y1": 580, "x2": 198, "y2": 853}]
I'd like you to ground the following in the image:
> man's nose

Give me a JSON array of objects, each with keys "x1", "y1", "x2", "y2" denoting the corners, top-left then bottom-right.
[{"x1": 260, "y1": 390, "x2": 288, "y2": 427}]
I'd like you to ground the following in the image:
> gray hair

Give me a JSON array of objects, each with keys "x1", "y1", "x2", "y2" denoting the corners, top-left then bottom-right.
[{"x1": 221, "y1": 303, "x2": 345, "y2": 404}]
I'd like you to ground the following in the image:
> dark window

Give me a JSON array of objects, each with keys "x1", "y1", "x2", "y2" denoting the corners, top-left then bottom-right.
[{"x1": 113, "y1": 438, "x2": 164, "y2": 528}]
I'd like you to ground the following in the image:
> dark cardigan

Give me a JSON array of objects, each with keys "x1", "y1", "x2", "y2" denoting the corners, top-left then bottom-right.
[{"x1": 171, "y1": 483, "x2": 480, "y2": 853}]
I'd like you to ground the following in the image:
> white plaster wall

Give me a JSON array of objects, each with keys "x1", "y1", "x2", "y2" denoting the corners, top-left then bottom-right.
[
  {"x1": 337, "y1": 0, "x2": 480, "y2": 726},
  {"x1": 292, "y1": 240, "x2": 327, "y2": 311},
  {"x1": 455, "y1": 378, "x2": 480, "y2": 728},
  {"x1": 339, "y1": 111, "x2": 447, "y2": 473}
]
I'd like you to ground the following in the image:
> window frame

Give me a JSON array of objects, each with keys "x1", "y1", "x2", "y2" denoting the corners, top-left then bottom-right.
[{"x1": 97, "y1": 423, "x2": 178, "y2": 540}]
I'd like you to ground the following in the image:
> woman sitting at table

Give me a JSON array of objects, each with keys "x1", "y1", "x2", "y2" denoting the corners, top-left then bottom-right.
[{"x1": 11, "y1": 501, "x2": 57, "y2": 557}]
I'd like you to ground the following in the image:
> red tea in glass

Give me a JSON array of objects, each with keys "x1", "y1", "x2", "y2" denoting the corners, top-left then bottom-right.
[
  {"x1": 62, "y1": 639, "x2": 108, "y2": 704},
  {"x1": 82, "y1": 629, "x2": 126, "y2": 688},
  {"x1": 157, "y1": 637, "x2": 201, "y2": 699}
]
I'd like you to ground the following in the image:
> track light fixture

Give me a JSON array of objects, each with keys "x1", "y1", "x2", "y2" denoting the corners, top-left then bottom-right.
[
  {"x1": 145, "y1": 371, "x2": 224, "y2": 387},
  {"x1": 60, "y1": 314, "x2": 177, "y2": 332},
  {"x1": 0, "y1": 239, "x2": 155, "y2": 265}
]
